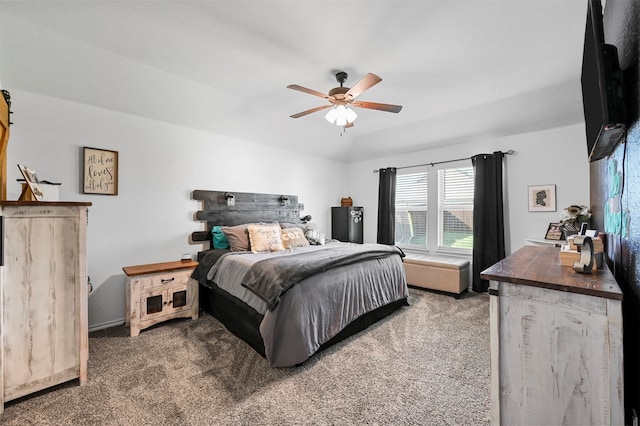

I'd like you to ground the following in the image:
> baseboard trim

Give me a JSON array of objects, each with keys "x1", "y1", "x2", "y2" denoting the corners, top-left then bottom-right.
[{"x1": 89, "y1": 318, "x2": 125, "y2": 333}]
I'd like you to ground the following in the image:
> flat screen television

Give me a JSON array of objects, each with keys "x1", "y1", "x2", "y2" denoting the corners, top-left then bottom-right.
[{"x1": 581, "y1": 0, "x2": 626, "y2": 162}]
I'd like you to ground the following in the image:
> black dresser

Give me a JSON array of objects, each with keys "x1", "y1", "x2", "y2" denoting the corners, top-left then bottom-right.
[{"x1": 331, "y1": 206, "x2": 363, "y2": 243}]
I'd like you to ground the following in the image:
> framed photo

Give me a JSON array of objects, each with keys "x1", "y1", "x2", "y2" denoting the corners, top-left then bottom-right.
[
  {"x1": 545, "y1": 222, "x2": 564, "y2": 240},
  {"x1": 17, "y1": 164, "x2": 44, "y2": 201},
  {"x1": 83, "y1": 147, "x2": 118, "y2": 195},
  {"x1": 528, "y1": 184, "x2": 556, "y2": 212}
]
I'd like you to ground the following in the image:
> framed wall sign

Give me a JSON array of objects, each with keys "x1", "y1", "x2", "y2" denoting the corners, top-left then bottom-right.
[
  {"x1": 83, "y1": 147, "x2": 118, "y2": 195},
  {"x1": 528, "y1": 184, "x2": 556, "y2": 212}
]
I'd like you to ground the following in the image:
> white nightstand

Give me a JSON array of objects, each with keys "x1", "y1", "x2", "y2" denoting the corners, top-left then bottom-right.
[{"x1": 123, "y1": 260, "x2": 199, "y2": 337}]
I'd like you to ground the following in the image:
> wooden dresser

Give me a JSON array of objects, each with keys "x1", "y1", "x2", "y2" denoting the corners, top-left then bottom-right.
[
  {"x1": 481, "y1": 246, "x2": 624, "y2": 425},
  {"x1": 0, "y1": 201, "x2": 91, "y2": 413}
]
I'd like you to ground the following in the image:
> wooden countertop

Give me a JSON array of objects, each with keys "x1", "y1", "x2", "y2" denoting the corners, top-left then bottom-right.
[
  {"x1": 123, "y1": 260, "x2": 199, "y2": 277},
  {"x1": 0, "y1": 201, "x2": 92, "y2": 206},
  {"x1": 480, "y1": 245, "x2": 622, "y2": 300}
]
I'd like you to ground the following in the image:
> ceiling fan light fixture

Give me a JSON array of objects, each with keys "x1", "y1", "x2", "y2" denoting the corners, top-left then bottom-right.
[
  {"x1": 345, "y1": 107, "x2": 357, "y2": 123},
  {"x1": 335, "y1": 105, "x2": 347, "y2": 126},
  {"x1": 325, "y1": 108, "x2": 337, "y2": 124},
  {"x1": 327, "y1": 105, "x2": 357, "y2": 127},
  {"x1": 288, "y1": 72, "x2": 402, "y2": 128}
]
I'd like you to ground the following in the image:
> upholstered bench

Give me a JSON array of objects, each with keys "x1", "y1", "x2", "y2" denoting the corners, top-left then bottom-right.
[{"x1": 403, "y1": 254, "x2": 470, "y2": 296}]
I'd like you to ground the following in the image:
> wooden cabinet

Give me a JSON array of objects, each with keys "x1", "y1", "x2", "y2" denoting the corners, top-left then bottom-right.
[
  {"x1": 124, "y1": 260, "x2": 199, "y2": 337},
  {"x1": 331, "y1": 206, "x2": 363, "y2": 243},
  {"x1": 481, "y1": 246, "x2": 624, "y2": 426},
  {"x1": 0, "y1": 202, "x2": 91, "y2": 413}
]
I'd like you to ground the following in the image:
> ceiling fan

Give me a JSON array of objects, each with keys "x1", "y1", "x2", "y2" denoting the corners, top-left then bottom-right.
[{"x1": 287, "y1": 71, "x2": 402, "y2": 128}]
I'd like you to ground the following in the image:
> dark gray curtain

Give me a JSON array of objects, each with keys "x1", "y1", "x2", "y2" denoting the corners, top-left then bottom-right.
[
  {"x1": 377, "y1": 167, "x2": 396, "y2": 245},
  {"x1": 471, "y1": 152, "x2": 505, "y2": 292}
]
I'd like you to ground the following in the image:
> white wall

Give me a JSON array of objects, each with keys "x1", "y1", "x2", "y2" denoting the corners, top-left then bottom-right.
[
  {"x1": 345, "y1": 123, "x2": 590, "y2": 255},
  {"x1": 7, "y1": 90, "x2": 346, "y2": 330}
]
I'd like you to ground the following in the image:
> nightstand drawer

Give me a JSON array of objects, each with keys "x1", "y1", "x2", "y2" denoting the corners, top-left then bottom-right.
[{"x1": 142, "y1": 269, "x2": 192, "y2": 290}]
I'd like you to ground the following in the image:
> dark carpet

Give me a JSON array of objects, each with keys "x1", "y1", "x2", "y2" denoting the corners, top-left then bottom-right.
[{"x1": 2, "y1": 288, "x2": 490, "y2": 425}]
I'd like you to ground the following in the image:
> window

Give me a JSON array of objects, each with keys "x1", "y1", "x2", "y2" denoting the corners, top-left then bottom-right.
[
  {"x1": 395, "y1": 162, "x2": 474, "y2": 253},
  {"x1": 438, "y1": 167, "x2": 474, "y2": 249},
  {"x1": 395, "y1": 172, "x2": 428, "y2": 246}
]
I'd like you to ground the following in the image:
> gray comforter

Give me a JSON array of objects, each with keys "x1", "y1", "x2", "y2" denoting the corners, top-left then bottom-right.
[
  {"x1": 201, "y1": 241, "x2": 409, "y2": 367},
  {"x1": 242, "y1": 243, "x2": 405, "y2": 310}
]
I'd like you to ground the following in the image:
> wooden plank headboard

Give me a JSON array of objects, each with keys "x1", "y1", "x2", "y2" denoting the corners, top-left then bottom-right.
[{"x1": 191, "y1": 190, "x2": 305, "y2": 243}]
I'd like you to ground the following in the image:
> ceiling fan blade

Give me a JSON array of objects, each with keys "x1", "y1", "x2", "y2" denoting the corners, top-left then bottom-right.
[
  {"x1": 344, "y1": 121, "x2": 355, "y2": 129},
  {"x1": 351, "y1": 101, "x2": 403, "y2": 113},
  {"x1": 345, "y1": 73, "x2": 382, "y2": 99},
  {"x1": 290, "y1": 104, "x2": 332, "y2": 119},
  {"x1": 287, "y1": 84, "x2": 329, "y2": 99}
]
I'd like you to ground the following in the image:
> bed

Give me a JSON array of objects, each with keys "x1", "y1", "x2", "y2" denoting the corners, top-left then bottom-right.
[{"x1": 190, "y1": 190, "x2": 409, "y2": 367}]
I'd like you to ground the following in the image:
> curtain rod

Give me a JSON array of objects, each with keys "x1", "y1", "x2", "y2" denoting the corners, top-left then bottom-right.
[{"x1": 373, "y1": 150, "x2": 515, "y2": 173}]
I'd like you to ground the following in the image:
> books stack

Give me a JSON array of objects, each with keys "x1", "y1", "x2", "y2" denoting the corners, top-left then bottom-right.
[
  {"x1": 559, "y1": 236, "x2": 604, "y2": 269},
  {"x1": 566, "y1": 235, "x2": 604, "y2": 252}
]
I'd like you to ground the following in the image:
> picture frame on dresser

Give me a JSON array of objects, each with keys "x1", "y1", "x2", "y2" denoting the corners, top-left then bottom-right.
[
  {"x1": 82, "y1": 146, "x2": 118, "y2": 195},
  {"x1": 544, "y1": 222, "x2": 564, "y2": 240},
  {"x1": 528, "y1": 184, "x2": 556, "y2": 212},
  {"x1": 17, "y1": 164, "x2": 44, "y2": 201}
]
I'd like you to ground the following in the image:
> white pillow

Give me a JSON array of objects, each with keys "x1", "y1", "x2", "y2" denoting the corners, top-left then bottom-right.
[{"x1": 247, "y1": 223, "x2": 285, "y2": 253}]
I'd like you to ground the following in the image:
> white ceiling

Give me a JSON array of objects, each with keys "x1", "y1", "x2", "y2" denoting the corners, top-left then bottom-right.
[{"x1": 1, "y1": 0, "x2": 589, "y2": 162}]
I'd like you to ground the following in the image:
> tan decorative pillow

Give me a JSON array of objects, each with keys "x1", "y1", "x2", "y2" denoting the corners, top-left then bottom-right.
[
  {"x1": 247, "y1": 223, "x2": 285, "y2": 253},
  {"x1": 221, "y1": 224, "x2": 251, "y2": 252},
  {"x1": 281, "y1": 227, "x2": 310, "y2": 249}
]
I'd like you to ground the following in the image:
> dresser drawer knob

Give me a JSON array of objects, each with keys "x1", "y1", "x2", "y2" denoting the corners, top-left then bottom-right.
[{"x1": 161, "y1": 277, "x2": 175, "y2": 284}]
